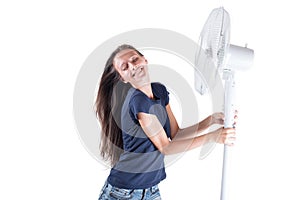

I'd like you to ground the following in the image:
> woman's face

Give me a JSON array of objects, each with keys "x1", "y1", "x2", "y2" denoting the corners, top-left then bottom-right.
[{"x1": 113, "y1": 49, "x2": 150, "y2": 89}]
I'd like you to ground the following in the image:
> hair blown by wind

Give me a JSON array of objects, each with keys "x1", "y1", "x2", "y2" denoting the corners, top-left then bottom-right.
[{"x1": 94, "y1": 44, "x2": 143, "y2": 166}]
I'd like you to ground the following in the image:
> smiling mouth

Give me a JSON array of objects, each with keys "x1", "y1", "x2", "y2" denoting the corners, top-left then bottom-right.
[{"x1": 132, "y1": 66, "x2": 144, "y2": 77}]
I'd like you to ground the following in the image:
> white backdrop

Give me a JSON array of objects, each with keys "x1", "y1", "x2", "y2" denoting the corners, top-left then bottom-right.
[{"x1": 1, "y1": 0, "x2": 300, "y2": 199}]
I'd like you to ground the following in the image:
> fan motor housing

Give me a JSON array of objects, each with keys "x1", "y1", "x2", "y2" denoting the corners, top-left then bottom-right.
[{"x1": 225, "y1": 44, "x2": 254, "y2": 71}]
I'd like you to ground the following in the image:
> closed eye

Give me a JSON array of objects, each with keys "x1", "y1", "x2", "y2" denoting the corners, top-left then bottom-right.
[
  {"x1": 131, "y1": 56, "x2": 139, "y2": 63},
  {"x1": 121, "y1": 63, "x2": 129, "y2": 71}
]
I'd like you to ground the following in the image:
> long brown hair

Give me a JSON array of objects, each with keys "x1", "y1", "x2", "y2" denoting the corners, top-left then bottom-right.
[{"x1": 95, "y1": 44, "x2": 143, "y2": 166}]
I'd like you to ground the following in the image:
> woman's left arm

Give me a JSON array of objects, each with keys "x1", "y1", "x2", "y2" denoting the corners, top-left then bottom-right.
[{"x1": 166, "y1": 104, "x2": 224, "y2": 140}]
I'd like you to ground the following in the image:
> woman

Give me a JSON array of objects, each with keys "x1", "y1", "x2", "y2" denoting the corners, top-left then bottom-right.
[{"x1": 95, "y1": 44, "x2": 236, "y2": 200}]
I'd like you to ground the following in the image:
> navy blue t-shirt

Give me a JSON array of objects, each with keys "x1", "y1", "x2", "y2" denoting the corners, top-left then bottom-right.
[{"x1": 107, "y1": 82, "x2": 171, "y2": 189}]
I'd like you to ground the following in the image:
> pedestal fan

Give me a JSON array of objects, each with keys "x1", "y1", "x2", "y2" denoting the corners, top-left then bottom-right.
[{"x1": 194, "y1": 7, "x2": 254, "y2": 200}]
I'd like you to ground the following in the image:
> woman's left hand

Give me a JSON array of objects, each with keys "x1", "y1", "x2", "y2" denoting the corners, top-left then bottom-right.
[
  {"x1": 211, "y1": 111, "x2": 238, "y2": 126},
  {"x1": 210, "y1": 112, "x2": 225, "y2": 125}
]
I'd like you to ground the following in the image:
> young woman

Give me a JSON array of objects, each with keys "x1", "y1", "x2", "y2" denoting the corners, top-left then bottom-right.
[{"x1": 95, "y1": 44, "x2": 236, "y2": 200}]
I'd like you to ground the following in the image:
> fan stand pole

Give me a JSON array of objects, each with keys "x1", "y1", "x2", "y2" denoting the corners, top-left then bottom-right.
[{"x1": 220, "y1": 70, "x2": 236, "y2": 200}]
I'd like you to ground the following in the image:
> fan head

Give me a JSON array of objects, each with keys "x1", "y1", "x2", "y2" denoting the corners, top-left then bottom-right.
[{"x1": 195, "y1": 7, "x2": 230, "y2": 95}]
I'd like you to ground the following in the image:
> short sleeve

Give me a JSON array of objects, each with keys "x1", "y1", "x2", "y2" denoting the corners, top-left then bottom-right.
[
  {"x1": 162, "y1": 84, "x2": 169, "y2": 106},
  {"x1": 153, "y1": 83, "x2": 169, "y2": 106},
  {"x1": 129, "y1": 94, "x2": 152, "y2": 121}
]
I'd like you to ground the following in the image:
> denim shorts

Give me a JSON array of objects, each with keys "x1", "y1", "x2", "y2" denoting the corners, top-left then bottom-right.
[{"x1": 98, "y1": 181, "x2": 161, "y2": 200}]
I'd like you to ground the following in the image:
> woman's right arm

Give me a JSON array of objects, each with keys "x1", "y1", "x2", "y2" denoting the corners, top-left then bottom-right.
[
  {"x1": 166, "y1": 104, "x2": 226, "y2": 141},
  {"x1": 138, "y1": 112, "x2": 236, "y2": 155}
]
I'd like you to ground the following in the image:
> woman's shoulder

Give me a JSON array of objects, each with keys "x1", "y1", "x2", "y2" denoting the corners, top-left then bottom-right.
[
  {"x1": 152, "y1": 82, "x2": 168, "y2": 97},
  {"x1": 152, "y1": 82, "x2": 167, "y2": 92},
  {"x1": 127, "y1": 82, "x2": 168, "y2": 105}
]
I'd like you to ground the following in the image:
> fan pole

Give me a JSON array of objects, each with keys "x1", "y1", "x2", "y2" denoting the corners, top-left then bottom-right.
[{"x1": 220, "y1": 69, "x2": 236, "y2": 200}]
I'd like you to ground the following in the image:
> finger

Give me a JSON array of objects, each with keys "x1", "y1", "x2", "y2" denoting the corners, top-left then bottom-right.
[
  {"x1": 211, "y1": 113, "x2": 225, "y2": 125},
  {"x1": 216, "y1": 119, "x2": 224, "y2": 125},
  {"x1": 225, "y1": 137, "x2": 236, "y2": 146},
  {"x1": 219, "y1": 112, "x2": 225, "y2": 118},
  {"x1": 226, "y1": 142, "x2": 235, "y2": 146},
  {"x1": 223, "y1": 127, "x2": 236, "y2": 133},
  {"x1": 226, "y1": 134, "x2": 236, "y2": 140}
]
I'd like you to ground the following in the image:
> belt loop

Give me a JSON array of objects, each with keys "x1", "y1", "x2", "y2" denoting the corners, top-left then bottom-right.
[
  {"x1": 141, "y1": 188, "x2": 146, "y2": 200},
  {"x1": 150, "y1": 185, "x2": 154, "y2": 193}
]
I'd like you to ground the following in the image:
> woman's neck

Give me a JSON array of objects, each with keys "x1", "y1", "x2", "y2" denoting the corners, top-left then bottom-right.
[{"x1": 138, "y1": 83, "x2": 154, "y2": 99}]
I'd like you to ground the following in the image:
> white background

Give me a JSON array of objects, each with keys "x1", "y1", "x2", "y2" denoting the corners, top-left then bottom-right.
[{"x1": 1, "y1": 0, "x2": 300, "y2": 199}]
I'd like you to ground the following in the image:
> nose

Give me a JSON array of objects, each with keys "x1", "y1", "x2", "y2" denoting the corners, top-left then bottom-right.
[{"x1": 129, "y1": 63, "x2": 137, "y2": 70}]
